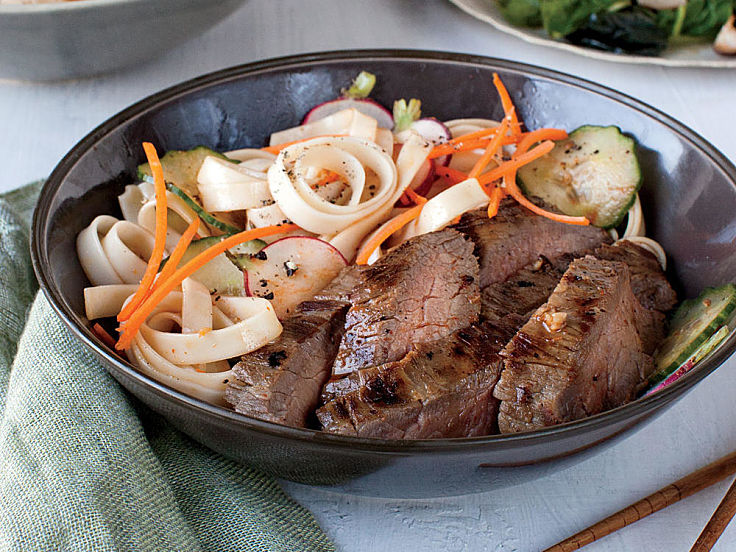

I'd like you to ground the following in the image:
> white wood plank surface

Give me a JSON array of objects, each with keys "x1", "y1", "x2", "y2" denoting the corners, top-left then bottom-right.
[{"x1": 2, "y1": 1, "x2": 736, "y2": 550}]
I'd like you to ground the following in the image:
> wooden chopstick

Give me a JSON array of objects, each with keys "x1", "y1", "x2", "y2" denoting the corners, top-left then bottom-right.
[
  {"x1": 544, "y1": 450, "x2": 736, "y2": 552},
  {"x1": 690, "y1": 477, "x2": 736, "y2": 551}
]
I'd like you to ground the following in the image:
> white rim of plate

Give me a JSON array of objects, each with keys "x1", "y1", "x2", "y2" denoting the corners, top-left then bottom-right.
[{"x1": 448, "y1": 0, "x2": 736, "y2": 68}]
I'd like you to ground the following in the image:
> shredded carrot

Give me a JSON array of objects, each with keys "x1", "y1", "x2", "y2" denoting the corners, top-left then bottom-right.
[
  {"x1": 435, "y1": 166, "x2": 469, "y2": 185},
  {"x1": 152, "y1": 217, "x2": 200, "y2": 291},
  {"x1": 450, "y1": 215, "x2": 462, "y2": 225},
  {"x1": 500, "y1": 127, "x2": 587, "y2": 223},
  {"x1": 478, "y1": 141, "x2": 556, "y2": 187},
  {"x1": 115, "y1": 223, "x2": 299, "y2": 350},
  {"x1": 355, "y1": 206, "x2": 424, "y2": 265},
  {"x1": 448, "y1": 126, "x2": 499, "y2": 145},
  {"x1": 92, "y1": 323, "x2": 117, "y2": 349},
  {"x1": 503, "y1": 172, "x2": 589, "y2": 225},
  {"x1": 313, "y1": 170, "x2": 342, "y2": 188},
  {"x1": 486, "y1": 186, "x2": 505, "y2": 219},
  {"x1": 403, "y1": 186, "x2": 427, "y2": 205},
  {"x1": 262, "y1": 134, "x2": 348, "y2": 154},
  {"x1": 516, "y1": 128, "x2": 568, "y2": 155},
  {"x1": 428, "y1": 135, "x2": 517, "y2": 160},
  {"x1": 117, "y1": 143, "x2": 169, "y2": 322},
  {"x1": 118, "y1": 217, "x2": 201, "y2": 323},
  {"x1": 469, "y1": 111, "x2": 512, "y2": 179},
  {"x1": 493, "y1": 73, "x2": 520, "y2": 134}
]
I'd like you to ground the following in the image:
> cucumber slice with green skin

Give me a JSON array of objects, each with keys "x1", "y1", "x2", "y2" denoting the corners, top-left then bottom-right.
[
  {"x1": 165, "y1": 182, "x2": 243, "y2": 235},
  {"x1": 517, "y1": 125, "x2": 641, "y2": 228},
  {"x1": 650, "y1": 284, "x2": 736, "y2": 386},
  {"x1": 137, "y1": 146, "x2": 235, "y2": 199},
  {"x1": 160, "y1": 236, "x2": 266, "y2": 297},
  {"x1": 226, "y1": 240, "x2": 267, "y2": 271}
]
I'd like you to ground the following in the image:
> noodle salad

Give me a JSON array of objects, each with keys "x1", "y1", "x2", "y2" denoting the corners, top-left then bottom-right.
[{"x1": 77, "y1": 72, "x2": 664, "y2": 406}]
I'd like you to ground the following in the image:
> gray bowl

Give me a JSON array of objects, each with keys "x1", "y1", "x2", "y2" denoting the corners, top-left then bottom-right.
[
  {"x1": 31, "y1": 51, "x2": 736, "y2": 498},
  {"x1": 0, "y1": 0, "x2": 248, "y2": 81}
]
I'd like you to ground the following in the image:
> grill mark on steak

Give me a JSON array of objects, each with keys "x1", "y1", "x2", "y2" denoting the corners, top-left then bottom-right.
[
  {"x1": 330, "y1": 229, "x2": 480, "y2": 377},
  {"x1": 481, "y1": 241, "x2": 674, "y2": 354},
  {"x1": 317, "y1": 318, "x2": 522, "y2": 439},
  {"x1": 225, "y1": 299, "x2": 349, "y2": 428},
  {"x1": 493, "y1": 256, "x2": 656, "y2": 433},
  {"x1": 452, "y1": 199, "x2": 611, "y2": 288},
  {"x1": 481, "y1": 254, "x2": 575, "y2": 324}
]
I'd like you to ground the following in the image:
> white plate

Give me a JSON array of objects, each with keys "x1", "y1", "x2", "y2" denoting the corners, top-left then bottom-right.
[{"x1": 449, "y1": 0, "x2": 736, "y2": 68}]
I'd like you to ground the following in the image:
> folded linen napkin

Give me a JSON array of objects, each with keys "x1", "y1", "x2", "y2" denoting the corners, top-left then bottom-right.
[{"x1": 0, "y1": 182, "x2": 334, "y2": 552}]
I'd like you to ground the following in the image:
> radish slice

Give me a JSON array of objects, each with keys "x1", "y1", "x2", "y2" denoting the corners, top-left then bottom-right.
[
  {"x1": 303, "y1": 98, "x2": 394, "y2": 129},
  {"x1": 411, "y1": 117, "x2": 451, "y2": 166},
  {"x1": 398, "y1": 118, "x2": 451, "y2": 167},
  {"x1": 245, "y1": 236, "x2": 348, "y2": 318}
]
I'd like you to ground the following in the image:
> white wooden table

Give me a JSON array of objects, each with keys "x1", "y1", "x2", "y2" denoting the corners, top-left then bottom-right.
[{"x1": 2, "y1": 1, "x2": 736, "y2": 550}]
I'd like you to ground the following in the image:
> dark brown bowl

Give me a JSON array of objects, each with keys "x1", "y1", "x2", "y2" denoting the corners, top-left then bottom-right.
[{"x1": 31, "y1": 50, "x2": 736, "y2": 498}]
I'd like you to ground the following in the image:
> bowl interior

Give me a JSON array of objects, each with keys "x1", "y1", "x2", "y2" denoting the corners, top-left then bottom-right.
[{"x1": 32, "y1": 51, "x2": 736, "y2": 456}]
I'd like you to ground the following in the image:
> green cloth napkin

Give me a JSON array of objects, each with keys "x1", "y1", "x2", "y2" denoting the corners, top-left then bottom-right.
[{"x1": 0, "y1": 182, "x2": 335, "y2": 552}]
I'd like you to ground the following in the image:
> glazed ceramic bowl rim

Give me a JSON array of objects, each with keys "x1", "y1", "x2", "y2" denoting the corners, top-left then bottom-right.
[{"x1": 31, "y1": 49, "x2": 736, "y2": 454}]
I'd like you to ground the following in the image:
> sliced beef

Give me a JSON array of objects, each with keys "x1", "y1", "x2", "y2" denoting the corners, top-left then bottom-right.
[
  {"x1": 481, "y1": 242, "x2": 675, "y2": 353},
  {"x1": 452, "y1": 200, "x2": 611, "y2": 288},
  {"x1": 481, "y1": 254, "x2": 574, "y2": 323},
  {"x1": 593, "y1": 241, "x2": 677, "y2": 312},
  {"x1": 225, "y1": 299, "x2": 349, "y2": 427},
  {"x1": 331, "y1": 229, "x2": 480, "y2": 376},
  {"x1": 318, "y1": 318, "x2": 522, "y2": 439},
  {"x1": 313, "y1": 264, "x2": 364, "y2": 303},
  {"x1": 494, "y1": 256, "x2": 657, "y2": 433}
]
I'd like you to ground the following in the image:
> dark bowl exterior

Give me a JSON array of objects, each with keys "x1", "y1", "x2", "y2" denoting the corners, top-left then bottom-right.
[
  {"x1": 31, "y1": 51, "x2": 736, "y2": 498},
  {"x1": 0, "y1": 0, "x2": 248, "y2": 81}
]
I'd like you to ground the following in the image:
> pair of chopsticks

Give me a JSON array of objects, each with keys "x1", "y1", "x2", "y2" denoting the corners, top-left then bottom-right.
[{"x1": 545, "y1": 450, "x2": 736, "y2": 551}]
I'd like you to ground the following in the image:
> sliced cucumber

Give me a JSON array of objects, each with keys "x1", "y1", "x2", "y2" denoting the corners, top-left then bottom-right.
[
  {"x1": 517, "y1": 125, "x2": 641, "y2": 228},
  {"x1": 226, "y1": 240, "x2": 267, "y2": 271},
  {"x1": 137, "y1": 146, "x2": 233, "y2": 200},
  {"x1": 161, "y1": 236, "x2": 266, "y2": 297},
  {"x1": 166, "y1": 183, "x2": 242, "y2": 235},
  {"x1": 651, "y1": 284, "x2": 736, "y2": 385}
]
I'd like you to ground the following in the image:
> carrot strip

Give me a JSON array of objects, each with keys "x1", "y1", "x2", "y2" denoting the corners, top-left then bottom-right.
[
  {"x1": 153, "y1": 217, "x2": 201, "y2": 289},
  {"x1": 428, "y1": 135, "x2": 517, "y2": 159},
  {"x1": 313, "y1": 170, "x2": 341, "y2": 188},
  {"x1": 442, "y1": 123, "x2": 521, "y2": 148},
  {"x1": 448, "y1": 127, "x2": 499, "y2": 144},
  {"x1": 118, "y1": 217, "x2": 201, "y2": 323},
  {"x1": 516, "y1": 128, "x2": 568, "y2": 155},
  {"x1": 262, "y1": 134, "x2": 348, "y2": 154},
  {"x1": 92, "y1": 323, "x2": 117, "y2": 349},
  {"x1": 355, "y1": 206, "x2": 424, "y2": 266},
  {"x1": 478, "y1": 141, "x2": 556, "y2": 186},
  {"x1": 487, "y1": 186, "x2": 505, "y2": 219},
  {"x1": 403, "y1": 186, "x2": 428, "y2": 205},
  {"x1": 117, "y1": 143, "x2": 169, "y2": 322},
  {"x1": 493, "y1": 73, "x2": 520, "y2": 134},
  {"x1": 469, "y1": 111, "x2": 512, "y2": 179},
  {"x1": 435, "y1": 166, "x2": 469, "y2": 185},
  {"x1": 115, "y1": 223, "x2": 299, "y2": 350},
  {"x1": 504, "y1": 173, "x2": 589, "y2": 225}
]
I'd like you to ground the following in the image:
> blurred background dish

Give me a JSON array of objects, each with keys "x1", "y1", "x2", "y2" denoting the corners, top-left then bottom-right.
[
  {"x1": 0, "y1": 0, "x2": 249, "y2": 81},
  {"x1": 449, "y1": 0, "x2": 736, "y2": 67}
]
